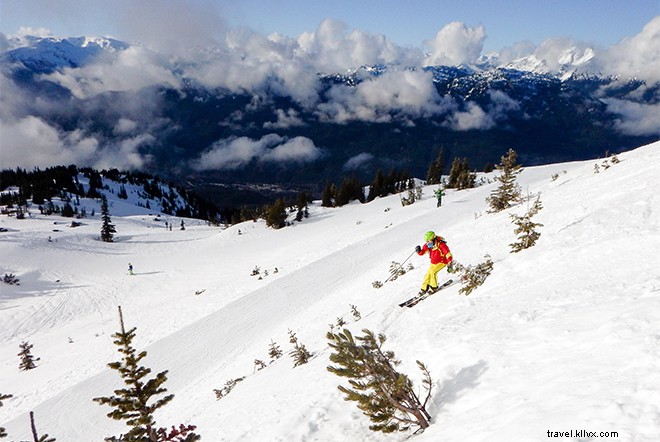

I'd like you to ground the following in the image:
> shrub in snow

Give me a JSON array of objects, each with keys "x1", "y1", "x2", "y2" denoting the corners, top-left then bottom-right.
[
  {"x1": 18, "y1": 341, "x2": 39, "y2": 371},
  {"x1": 1, "y1": 393, "x2": 13, "y2": 438},
  {"x1": 452, "y1": 255, "x2": 494, "y2": 296},
  {"x1": 372, "y1": 281, "x2": 383, "y2": 289},
  {"x1": 254, "y1": 359, "x2": 267, "y2": 372},
  {"x1": 288, "y1": 330, "x2": 312, "y2": 367},
  {"x1": 327, "y1": 328, "x2": 432, "y2": 433},
  {"x1": 510, "y1": 196, "x2": 543, "y2": 253},
  {"x1": 350, "y1": 304, "x2": 362, "y2": 321},
  {"x1": 487, "y1": 148, "x2": 522, "y2": 213},
  {"x1": 93, "y1": 306, "x2": 200, "y2": 442},
  {"x1": 3, "y1": 273, "x2": 20, "y2": 285},
  {"x1": 214, "y1": 377, "x2": 246, "y2": 400}
]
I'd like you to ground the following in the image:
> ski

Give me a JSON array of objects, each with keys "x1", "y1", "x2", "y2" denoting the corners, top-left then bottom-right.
[{"x1": 399, "y1": 279, "x2": 454, "y2": 308}]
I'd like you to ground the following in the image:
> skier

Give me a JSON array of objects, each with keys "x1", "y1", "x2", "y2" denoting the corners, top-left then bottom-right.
[
  {"x1": 434, "y1": 187, "x2": 444, "y2": 207},
  {"x1": 128, "y1": 263, "x2": 133, "y2": 275},
  {"x1": 415, "y1": 231, "x2": 453, "y2": 295}
]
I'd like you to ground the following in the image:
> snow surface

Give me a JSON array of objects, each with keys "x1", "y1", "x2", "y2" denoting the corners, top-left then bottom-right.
[{"x1": 1, "y1": 142, "x2": 659, "y2": 441}]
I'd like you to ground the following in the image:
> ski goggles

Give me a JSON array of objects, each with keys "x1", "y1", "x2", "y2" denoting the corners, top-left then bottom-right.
[{"x1": 426, "y1": 241, "x2": 435, "y2": 248}]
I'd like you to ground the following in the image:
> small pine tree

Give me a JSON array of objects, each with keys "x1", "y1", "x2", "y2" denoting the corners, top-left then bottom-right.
[
  {"x1": 1, "y1": 393, "x2": 13, "y2": 438},
  {"x1": 327, "y1": 328, "x2": 432, "y2": 433},
  {"x1": 18, "y1": 341, "x2": 38, "y2": 371},
  {"x1": 510, "y1": 196, "x2": 543, "y2": 253},
  {"x1": 268, "y1": 339, "x2": 283, "y2": 362},
  {"x1": 288, "y1": 330, "x2": 312, "y2": 367},
  {"x1": 30, "y1": 411, "x2": 56, "y2": 442},
  {"x1": 100, "y1": 195, "x2": 116, "y2": 242},
  {"x1": 487, "y1": 148, "x2": 522, "y2": 213},
  {"x1": 93, "y1": 306, "x2": 200, "y2": 442}
]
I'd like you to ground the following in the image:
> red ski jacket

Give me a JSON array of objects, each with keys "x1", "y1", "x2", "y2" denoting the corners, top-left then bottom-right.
[{"x1": 417, "y1": 239, "x2": 453, "y2": 265}]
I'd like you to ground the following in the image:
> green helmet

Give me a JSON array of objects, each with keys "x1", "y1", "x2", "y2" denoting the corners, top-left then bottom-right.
[{"x1": 424, "y1": 231, "x2": 436, "y2": 242}]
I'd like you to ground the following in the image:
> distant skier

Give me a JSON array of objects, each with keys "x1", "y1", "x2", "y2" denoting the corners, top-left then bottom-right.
[
  {"x1": 434, "y1": 187, "x2": 444, "y2": 207},
  {"x1": 128, "y1": 263, "x2": 134, "y2": 276},
  {"x1": 415, "y1": 231, "x2": 453, "y2": 295}
]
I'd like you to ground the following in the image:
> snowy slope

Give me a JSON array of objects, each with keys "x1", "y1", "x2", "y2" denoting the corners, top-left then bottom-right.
[{"x1": 1, "y1": 142, "x2": 659, "y2": 441}]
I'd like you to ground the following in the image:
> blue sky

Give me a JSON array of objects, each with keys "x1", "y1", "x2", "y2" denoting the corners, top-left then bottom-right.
[{"x1": 1, "y1": 0, "x2": 658, "y2": 52}]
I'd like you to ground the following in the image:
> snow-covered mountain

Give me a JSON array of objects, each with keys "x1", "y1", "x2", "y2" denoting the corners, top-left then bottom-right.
[
  {"x1": 1, "y1": 140, "x2": 658, "y2": 441},
  {"x1": 2, "y1": 35, "x2": 128, "y2": 72}
]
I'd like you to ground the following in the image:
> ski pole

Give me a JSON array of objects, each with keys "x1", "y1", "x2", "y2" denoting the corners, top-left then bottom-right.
[{"x1": 384, "y1": 249, "x2": 416, "y2": 283}]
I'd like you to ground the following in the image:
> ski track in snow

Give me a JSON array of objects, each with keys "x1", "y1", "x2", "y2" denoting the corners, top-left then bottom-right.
[{"x1": 1, "y1": 141, "x2": 659, "y2": 441}]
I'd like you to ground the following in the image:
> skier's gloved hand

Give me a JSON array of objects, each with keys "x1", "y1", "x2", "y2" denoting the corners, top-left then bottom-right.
[{"x1": 415, "y1": 245, "x2": 421, "y2": 253}]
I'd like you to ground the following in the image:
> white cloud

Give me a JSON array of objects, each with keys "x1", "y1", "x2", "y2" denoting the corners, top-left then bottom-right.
[
  {"x1": 316, "y1": 68, "x2": 452, "y2": 123},
  {"x1": 263, "y1": 108, "x2": 305, "y2": 129},
  {"x1": 602, "y1": 99, "x2": 660, "y2": 136},
  {"x1": 343, "y1": 153, "x2": 374, "y2": 171},
  {"x1": 444, "y1": 102, "x2": 494, "y2": 131},
  {"x1": 599, "y1": 16, "x2": 660, "y2": 84},
  {"x1": 42, "y1": 46, "x2": 180, "y2": 99},
  {"x1": 191, "y1": 134, "x2": 322, "y2": 171},
  {"x1": 0, "y1": 116, "x2": 151, "y2": 170},
  {"x1": 424, "y1": 22, "x2": 486, "y2": 66}
]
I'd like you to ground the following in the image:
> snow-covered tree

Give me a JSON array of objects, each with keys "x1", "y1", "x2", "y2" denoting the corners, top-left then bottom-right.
[
  {"x1": 510, "y1": 196, "x2": 543, "y2": 253},
  {"x1": 327, "y1": 328, "x2": 432, "y2": 433},
  {"x1": 18, "y1": 341, "x2": 38, "y2": 371},
  {"x1": 93, "y1": 306, "x2": 200, "y2": 442},
  {"x1": 487, "y1": 148, "x2": 522, "y2": 212},
  {"x1": 100, "y1": 195, "x2": 116, "y2": 242}
]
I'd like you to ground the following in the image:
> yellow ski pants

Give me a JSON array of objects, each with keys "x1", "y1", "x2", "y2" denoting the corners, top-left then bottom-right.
[{"x1": 421, "y1": 262, "x2": 447, "y2": 290}]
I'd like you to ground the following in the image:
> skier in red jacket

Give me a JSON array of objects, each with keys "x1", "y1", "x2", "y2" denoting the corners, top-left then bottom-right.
[{"x1": 415, "y1": 231, "x2": 453, "y2": 295}]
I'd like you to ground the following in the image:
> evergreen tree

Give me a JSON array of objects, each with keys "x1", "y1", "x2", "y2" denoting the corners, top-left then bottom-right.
[
  {"x1": 510, "y1": 196, "x2": 543, "y2": 253},
  {"x1": 321, "y1": 183, "x2": 335, "y2": 207},
  {"x1": 265, "y1": 199, "x2": 287, "y2": 229},
  {"x1": 18, "y1": 341, "x2": 38, "y2": 371},
  {"x1": 367, "y1": 170, "x2": 385, "y2": 202},
  {"x1": 426, "y1": 147, "x2": 446, "y2": 184},
  {"x1": 94, "y1": 306, "x2": 200, "y2": 442},
  {"x1": 487, "y1": 148, "x2": 523, "y2": 213},
  {"x1": 335, "y1": 176, "x2": 364, "y2": 207},
  {"x1": 0, "y1": 393, "x2": 13, "y2": 438},
  {"x1": 100, "y1": 195, "x2": 116, "y2": 242},
  {"x1": 446, "y1": 157, "x2": 476, "y2": 190},
  {"x1": 327, "y1": 328, "x2": 432, "y2": 433}
]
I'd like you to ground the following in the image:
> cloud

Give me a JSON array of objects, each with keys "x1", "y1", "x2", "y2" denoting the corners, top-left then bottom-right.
[
  {"x1": 296, "y1": 19, "x2": 423, "y2": 73},
  {"x1": 316, "y1": 68, "x2": 453, "y2": 123},
  {"x1": 190, "y1": 134, "x2": 322, "y2": 171},
  {"x1": 263, "y1": 108, "x2": 305, "y2": 129},
  {"x1": 0, "y1": 116, "x2": 151, "y2": 170},
  {"x1": 599, "y1": 16, "x2": 660, "y2": 84},
  {"x1": 343, "y1": 153, "x2": 374, "y2": 171},
  {"x1": 424, "y1": 22, "x2": 486, "y2": 66},
  {"x1": 42, "y1": 46, "x2": 180, "y2": 99},
  {"x1": 602, "y1": 99, "x2": 660, "y2": 136},
  {"x1": 444, "y1": 102, "x2": 494, "y2": 131}
]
